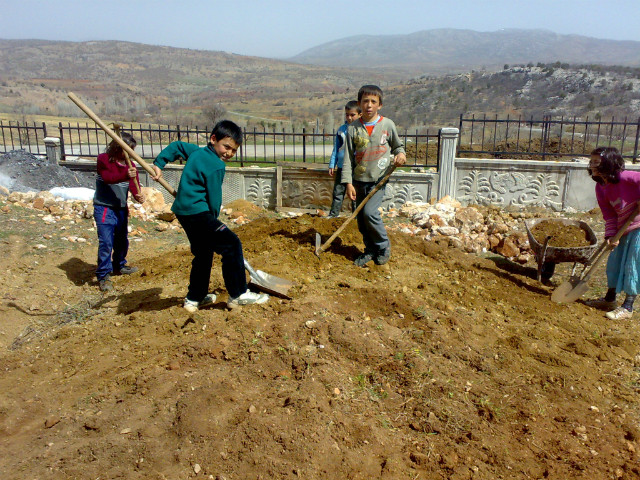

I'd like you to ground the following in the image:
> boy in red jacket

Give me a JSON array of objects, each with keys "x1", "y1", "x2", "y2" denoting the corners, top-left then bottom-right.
[{"x1": 93, "y1": 132, "x2": 145, "y2": 291}]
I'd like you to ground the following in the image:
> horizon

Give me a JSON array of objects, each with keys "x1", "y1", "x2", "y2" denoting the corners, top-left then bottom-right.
[{"x1": 1, "y1": 0, "x2": 639, "y2": 59}]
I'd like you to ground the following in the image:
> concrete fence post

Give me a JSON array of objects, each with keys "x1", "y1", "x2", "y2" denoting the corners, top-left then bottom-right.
[
  {"x1": 437, "y1": 127, "x2": 459, "y2": 200},
  {"x1": 44, "y1": 137, "x2": 61, "y2": 164}
]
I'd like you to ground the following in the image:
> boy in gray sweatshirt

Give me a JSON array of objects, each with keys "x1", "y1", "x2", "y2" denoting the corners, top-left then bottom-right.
[{"x1": 341, "y1": 84, "x2": 406, "y2": 267}]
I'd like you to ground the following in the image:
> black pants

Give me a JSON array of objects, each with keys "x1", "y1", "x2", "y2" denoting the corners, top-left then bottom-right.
[
  {"x1": 329, "y1": 168, "x2": 355, "y2": 216},
  {"x1": 177, "y1": 212, "x2": 247, "y2": 301}
]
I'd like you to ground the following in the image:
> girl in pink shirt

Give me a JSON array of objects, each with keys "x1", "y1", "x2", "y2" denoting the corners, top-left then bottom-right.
[{"x1": 585, "y1": 147, "x2": 640, "y2": 320}]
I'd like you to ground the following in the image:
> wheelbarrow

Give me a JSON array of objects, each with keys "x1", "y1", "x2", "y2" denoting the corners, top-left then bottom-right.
[{"x1": 524, "y1": 218, "x2": 599, "y2": 282}]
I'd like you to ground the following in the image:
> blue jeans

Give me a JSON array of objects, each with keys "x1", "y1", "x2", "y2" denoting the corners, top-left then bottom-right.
[
  {"x1": 329, "y1": 168, "x2": 356, "y2": 216},
  {"x1": 177, "y1": 212, "x2": 247, "y2": 302},
  {"x1": 354, "y1": 180, "x2": 389, "y2": 253},
  {"x1": 94, "y1": 205, "x2": 129, "y2": 280}
]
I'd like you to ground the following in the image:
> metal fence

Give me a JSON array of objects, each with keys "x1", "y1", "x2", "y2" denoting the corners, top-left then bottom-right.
[
  {"x1": 0, "y1": 121, "x2": 441, "y2": 169},
  {"x1": 458, "y1": 114, "x2": 640, "y2": 162},
  {"x1": 0, "y1": 121, "x2": 48, "y2": 156}
]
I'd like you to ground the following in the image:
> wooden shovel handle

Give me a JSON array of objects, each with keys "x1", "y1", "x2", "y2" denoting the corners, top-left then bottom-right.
[
  {"x1": 112, "y1": 123, "x2": 142, "y2": 193},
  {"x1": 582, "y1": 203, "x2": 640, "y2": 283},
  {"x1": 68, "y1": 92, "x2": 177, "y2": 197},
  {"x1": 318, "y1": 164, "x2": 396, "y2": 254}
]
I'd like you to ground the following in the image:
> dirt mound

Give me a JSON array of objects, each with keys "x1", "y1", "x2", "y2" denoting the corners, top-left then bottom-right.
[
  {"x1": 1, "y1": 211, "x2": 640, "y2": 479},
  {"x1": 0, "y1": 149, "x2": 94, "y2": 192}
]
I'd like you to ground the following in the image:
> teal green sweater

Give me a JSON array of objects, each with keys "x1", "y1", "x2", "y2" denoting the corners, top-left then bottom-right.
[{"x1": 153, "y1": 142, "x2": 225, "y2": 217}]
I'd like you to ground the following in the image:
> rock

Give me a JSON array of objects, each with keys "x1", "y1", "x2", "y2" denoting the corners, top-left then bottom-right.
[
  {"x1": 157, "y1": 208, "x2": 176, "y2": 222},
  {"x1": 0, "y1": 185, "x2": 9, "y2": 196},
  {"x1": 436, "y1": 195, "x2": 462, "y2": 209},
  {"x1": 333, "y1": 388, "x2": 341, "y2": 396},
  {"x1": 32, "y1": 197, "x2": 46, "y2": 210},
  {"x1": 488, "y1": 222, "x2": 510, "y2": 235},
  {"x1": 437, "y1": 226, "x2": 459, "y2": 236},
  {"x1": 410, "y1": 452, "x2": 429, "y2": 466},
  {"x1": 193, "y1": 464, "x2": 202, "y2": 474},
  {"x1": 496, "y1": 237, "x2": 520, "y2": 258},
  {"x1": 155, "y1": 223, "x2": 169, "y2": 232},
  {"x1": 120, "y1": 428, "x2": 132, "y2": 434},
  {"x1": 1, "y1": 205, "x2": 9, "y2": 213},
  {"x1": 167, "y1": 361, "x2": 181, "y2": 370},
  {"x1": 488, "y1": 234, "x2": 502, "y2": 250},
  {"x1": 248, "y1": 405, "x2": 257, "y2": 414},
  {"x1": 454, "y1": 206, "x2": 484, "y2": 234},
  {"x1": 8, "y1": 192, "x2": 25, "y2": 203},
  {"x1": 305, "y1": 320, "x2": 316, "y2": 329},
  {"x1": 44, "y1": 416, "x2": 61, "y2": 428},
  {"x1": 141, "y1": 187, "x2": 165, "y2": 213}
]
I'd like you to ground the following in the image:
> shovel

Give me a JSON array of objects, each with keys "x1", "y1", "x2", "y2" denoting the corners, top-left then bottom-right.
[
  {"x1": 244, "y1": 259, "x2": 296, "y2": 299},
  {"x1": 551, "y1": 203, "x2": 640, "y2": 303},
  {"x1": 315, "y1": 165, "x2": 396, "y2": 257},
  {"x1": 68, "y1": 92, "x2": 177, "y2": 197}
]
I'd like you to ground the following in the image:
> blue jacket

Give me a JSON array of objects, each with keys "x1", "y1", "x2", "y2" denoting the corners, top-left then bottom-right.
[{"x1": 329, "y1": 123, "x2": 348, "y2": 169}]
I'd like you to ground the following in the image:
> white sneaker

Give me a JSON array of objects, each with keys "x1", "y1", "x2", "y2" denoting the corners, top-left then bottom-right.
[
  {"x1": 183, "y1": 293, "x2": 216, "y2": 313},
  {"x1": 605, "y1": 306, "x2": 633, "y2": 320},
  {"x1": 227, "y1": 290, "x2": 269, "y2": 309}
]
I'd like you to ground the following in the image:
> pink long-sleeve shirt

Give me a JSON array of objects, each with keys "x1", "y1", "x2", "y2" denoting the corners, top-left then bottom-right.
[{"x1": 595, "y1": 170, "x2": 640, "y2": 238}]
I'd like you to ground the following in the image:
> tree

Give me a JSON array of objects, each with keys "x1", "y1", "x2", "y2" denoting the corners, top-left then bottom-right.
[{"x1": 203, "y1": 103, "x2": 227, "y2": 126}]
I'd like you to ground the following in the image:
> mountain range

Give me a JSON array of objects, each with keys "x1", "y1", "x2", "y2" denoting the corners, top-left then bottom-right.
[{"x1": 291, "y1": 29, "x2": 640, "y2": 71}]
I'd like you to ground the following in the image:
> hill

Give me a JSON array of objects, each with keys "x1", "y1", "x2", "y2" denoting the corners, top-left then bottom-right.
[
  {"x1": 382, "y1": 63, "x2": 640, "y2": 128},
  {"x1": 0, "y1": 39, "x2": 403, "y2": 128},
  {"x1": 291, "y1": 28, "x2": 640, "y2": 70}
]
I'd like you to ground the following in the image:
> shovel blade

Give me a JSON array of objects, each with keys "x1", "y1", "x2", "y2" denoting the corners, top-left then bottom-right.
[
  {"x1": 551, "y1": 276, "x2": 590, "y2": 303},
  {"x1": 315, "y1": 232, "x2": 322, "y2": 257},
  {"x1": 249, "y1": 269, "x2": 296, "y2": 300}
]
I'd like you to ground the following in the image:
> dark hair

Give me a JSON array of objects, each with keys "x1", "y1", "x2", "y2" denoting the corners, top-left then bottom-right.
[
  {"x1": 357, "y1": 85, "x2": 383, "y2": 104},
  {"x1": 210, "y1": 120, "x2": 243, "y2": 145},
  {"x1": 345, "y1": 100, "x2": 361, "y2": 113},
  {"x1": 589, "y1": 147, "x2": 625, "y2": 185},
  {"x1": 106, "y1": 132, "x2": 136, "y2": 160}
]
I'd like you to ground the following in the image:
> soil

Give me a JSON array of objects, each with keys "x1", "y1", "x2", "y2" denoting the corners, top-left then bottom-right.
[
  {"x1": 0, "y1": 149, "x2": 95, "y2": 193},
  {"x1": 531, "y1": 220, "x2": 592, "y2": 248},
  {"x1": 1, "y1": 199, "x2": 640, "y2": 480}
]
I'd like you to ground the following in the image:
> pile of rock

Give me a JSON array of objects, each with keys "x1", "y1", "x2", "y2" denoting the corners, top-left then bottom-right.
[
  {"x1": 0, "y1": 186, "x2": 256, "y2": 230},
  {"x1": 387, "y1": 196, "x2": 560, "y2": 264}
]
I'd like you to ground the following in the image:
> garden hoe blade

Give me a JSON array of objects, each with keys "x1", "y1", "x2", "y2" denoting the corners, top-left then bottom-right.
[
  {"x1": 315, "y1": 232, "x2": 322, "y2": 257},
  {"x1": 244, "y1": 260, "x2": 295, "y2": 300}
]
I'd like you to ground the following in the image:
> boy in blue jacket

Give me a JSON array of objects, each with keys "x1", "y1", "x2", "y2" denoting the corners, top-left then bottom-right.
[
  {"x1": 327, "y1": 100, "x2": 361, "y2": 218},
  {"x1": 151, "y1": 120, "x2": 268, "y2": 312}
]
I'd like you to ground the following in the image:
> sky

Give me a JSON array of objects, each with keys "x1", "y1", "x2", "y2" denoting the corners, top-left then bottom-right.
[{"x1": 1, "y1": 0, "x2": 639, "y2": 59}]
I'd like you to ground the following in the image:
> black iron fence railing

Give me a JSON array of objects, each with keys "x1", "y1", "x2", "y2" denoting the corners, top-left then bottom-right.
[
  {"x1": 0, "y1": 121, "x2": 48, "y2": 156},
  {"x1": 458, "y1": 114, "x2": 640, "y2": 162},
  {"x1": 0, "y1": 122, "x2": 441, "y2": 169}
]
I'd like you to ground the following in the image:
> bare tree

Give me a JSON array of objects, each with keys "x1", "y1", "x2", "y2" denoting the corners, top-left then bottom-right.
[{"x1": 202, "y1": 104, "x2": 227, "y2": 127}]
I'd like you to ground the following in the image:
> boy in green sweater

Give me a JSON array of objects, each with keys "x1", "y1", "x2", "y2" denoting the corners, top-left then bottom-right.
[
  {"x1": 151, "y1": 120, "x2": 268, "y2": 312},
  {"x1": 342, "y1": 85, "x2": 406, "y2": 267}
]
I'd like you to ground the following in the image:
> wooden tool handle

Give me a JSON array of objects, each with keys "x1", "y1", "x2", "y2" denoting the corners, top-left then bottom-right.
[
  {"x1": 582, "y1": 203, "x2": 640, "y2": 283},
  {"x1": 68, "y1": 92, "x2": 177, "y2": 197},
  {"x1": 319, "y1": 164, "x2": 397, "y2": 254}
]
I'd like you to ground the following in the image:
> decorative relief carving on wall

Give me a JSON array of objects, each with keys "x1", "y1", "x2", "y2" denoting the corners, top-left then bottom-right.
[
  {"x1": 384, "y1": 182, "x2": 426, "y2": 210},
  {"x1": 282, "y1": 179, "x2": 332, "y2": 208},
  {"x1": 246, "y1": 178, "x2": 273, "y2": 209},
  {"x1": 458, "y1": 169, "x2": 563, "y2": 210}
]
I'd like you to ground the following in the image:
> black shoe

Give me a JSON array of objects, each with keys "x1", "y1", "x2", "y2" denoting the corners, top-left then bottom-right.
[
  {"x1": 374, "y1": 247, "x2": 391, "y2": 265},
  {"x1": 327, "y1": 214, "x2": 339, "y2": 219},
  {"x1": 99, "y1": 276, "x2": 113, "y2": 291},
  {"x1": 354, "y1": 252, "x2": 374, "y2": 267},
  {"x1": 113, "y1": 266, "x2": 138, "y2": 275}
]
